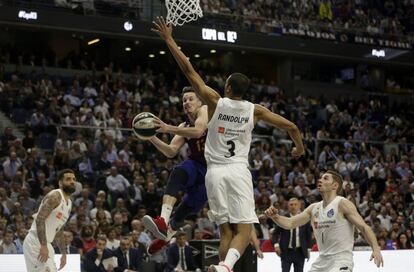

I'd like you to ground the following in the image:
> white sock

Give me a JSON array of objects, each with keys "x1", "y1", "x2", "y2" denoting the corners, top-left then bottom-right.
[
  {"x1": 160, "y1": 204, "x2": 173, "y2": 224},
  {"x1": 223, "y1": 248, "x2": 240, "y2": 269}
]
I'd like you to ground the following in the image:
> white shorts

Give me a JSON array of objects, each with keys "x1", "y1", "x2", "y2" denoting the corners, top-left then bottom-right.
[
  {"x1": 309, "y1": 253, "x2": 353, "y2": 272},
  {"x1": 23, "y1": 232, "x2": 57, "y2": 272},
  {"x1": 205, "y1": 163, "x2": 258, "y2": 225}
]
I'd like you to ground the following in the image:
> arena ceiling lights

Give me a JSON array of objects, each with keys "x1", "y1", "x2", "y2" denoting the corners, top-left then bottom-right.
[
  {"x1": 87, "y1": 38, "x2": 100, "y2": 45},
  {"x1": 123, "y1": 21, "x2": 133, "y2": 32}
]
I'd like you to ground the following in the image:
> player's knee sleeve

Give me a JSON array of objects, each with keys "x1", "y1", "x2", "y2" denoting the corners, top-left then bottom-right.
[
  {"x1": 165, "y1": 168, "x2": 188, "y2": 198},
  {"x1": 170, "y1": 203, "x2": 193, "y2": 231}
]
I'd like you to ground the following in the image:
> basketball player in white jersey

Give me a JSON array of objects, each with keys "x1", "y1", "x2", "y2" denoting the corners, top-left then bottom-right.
[
  {"x1": 23, "y1": 169, "x2": 75, "y2": 272},
  {"x1": 265, "y1": 170, "x2": 384, "y2": 271},
  {"x1": 152, "y1": 17, "x2": 304, "y2": 272}
]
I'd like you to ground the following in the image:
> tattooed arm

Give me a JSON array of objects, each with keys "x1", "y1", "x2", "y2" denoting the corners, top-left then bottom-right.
[
  {"x1": 36, "y1": 191, "x2": 61, "y2": 262},
  {"x1": 54, "y1": 228, "x2": 66, "y2": 254},
  {"x1": 54, "y1": 228, "x2": 68, "y2": 270}
]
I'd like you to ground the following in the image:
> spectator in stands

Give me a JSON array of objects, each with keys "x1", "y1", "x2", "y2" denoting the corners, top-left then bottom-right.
[
  {"x1": 13, "y1": 139, "x2": 27, "y2": 161},
  {"x1": 293, "y1": 177, "x2": 312, "y2": 197},
  {"x1": 74, "y1": 188, "x2": 94, "y2": 211},
  {"x1": 378, "y1": 206, "x2": 392, "y2": 231},
  {"x1": 0, "y1": 188, "x2": 13, "y2": 215},
  {"x1": 396, "y1": 233, "x2": 412, "y2": 249},
  {"x1": 255, "y1": 214, "x2": 271, "y2": 240},
  {"x1": 54, "y1": 231, "x2": 81, "y2": 254},
  {"x1": 105, "y1": 227, "x2": 120, "y2": 251},
  {"x1": 0, "y1": 230, "x2": 17, "y2": 254},
  {"x1": 193, "y1": 228, "x2": 204, "y2": 241},
  {"x1": 2, "y1": 151, "x2": 22, "y2": 180},
  {"x1": 111, "y1": 211, "x2": 128, "y2": 236},
  {"x1": 90, "y1": 197, "x2": 111, "y2": 221},
  {"x1": 30, "y1": 108, "x2": 48, "y2": 133},
  {"x1": 81, "y1": 224, "x2": 96, "y2": 254},
  {"x1": 106, "y1": 166, "x2": 131, "y2": 204},
  {"x1": 130, "y1": 230, "x2": 149, "y2": 257},
  {"x1": 64, "y1": 88, "x2": 82, "y2": 107},
  {"x1": 83, "y1": 236, "x2": 115, "y2": 272},
  {"x1": 113, "y1": 236, "x2": 143, "y2": 272},
  {"x1": 130, "y1": 219, "x2": 152, "y2": 247},
  {"x1": 319, "y1": 0, "x2": 333, "y2": 21},
  {"x1": 23, "y1": 157, "x2": 38, "y2": 182},
  {"x1": 14, "y1": 226, "x2": 27, "y2": 254},
  {"x1": 166, "y1": 232, "x2": 198, "y2": 272},
  {"x1": 0, "y1": 127, "x2": 16, "y2": 156},
  {"x1": 141, "y1": 181, "x2": 161, "y2": 216},
  {"x1": 197, "y1": 207, "x2": 217, "y2": 239},
  {"x1": 17, "y1": 188, "x2": 37, "y2": 216}
]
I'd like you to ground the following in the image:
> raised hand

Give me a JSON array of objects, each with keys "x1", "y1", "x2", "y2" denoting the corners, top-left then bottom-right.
[{"x1": 151, "y1": 16, "x2": 173, "y2": 40}]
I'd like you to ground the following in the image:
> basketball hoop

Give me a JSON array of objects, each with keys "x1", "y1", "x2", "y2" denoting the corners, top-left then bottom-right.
[{"x1": 165, "y1": 0, "x2": 203, "y2": 26}]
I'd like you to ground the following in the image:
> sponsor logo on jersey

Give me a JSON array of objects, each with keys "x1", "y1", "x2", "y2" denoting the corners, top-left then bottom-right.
[
  {"x1": 217, "y1": 113, "x2": 249, "y2": 124},
  {"x1": 218, "y1": 127, "x2": 225, "y2": 134},
  {"x1": 315, "y1": 220, "x2": 336, "y2": 228},
  {"x1": 56, "y1": 212, "x2": 63, "y2": 219},
  {"x1": 327, "y1": 209, "x2": 334, "y2": 218}
]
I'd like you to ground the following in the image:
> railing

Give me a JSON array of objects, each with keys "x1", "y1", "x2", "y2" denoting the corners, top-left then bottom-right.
[{"x1": 313, "y1": 137, "x2": 414, "y2": 162}]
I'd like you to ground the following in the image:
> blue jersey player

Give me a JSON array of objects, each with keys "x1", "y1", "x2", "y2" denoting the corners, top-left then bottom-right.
[{"x1": 140, "y1": 87, "x2": 208, "y2": 254}]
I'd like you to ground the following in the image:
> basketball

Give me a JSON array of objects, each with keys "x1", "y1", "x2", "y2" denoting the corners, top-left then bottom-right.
[{"x1": 132, "y1": 112, "x2": 157, "y2": 139}]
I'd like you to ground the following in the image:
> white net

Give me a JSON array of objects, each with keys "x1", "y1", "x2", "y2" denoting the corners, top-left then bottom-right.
[{"x1": 166, "y1": 0, "x2": 203, "y2": 26}]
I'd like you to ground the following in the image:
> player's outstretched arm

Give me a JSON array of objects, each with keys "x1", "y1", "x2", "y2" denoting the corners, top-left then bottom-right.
[
  {"x1": 154, "y1": 105, "x2": 208, "y2": 138},
  {"x1": 265, "y1": 204, "x2": 314, "y2": 229},
  {"x1": 254, "y1": 104, "x2": 304, "y2": 158},
  {"x1": 36, "y1": 191, "x2": 61, "y2": 262},
  {"x1": 151, "y1": 17, "x2": 220, "y2": 110},
  {"x1": 340, "y1": 198, "x2": 384, "y2": 268}
]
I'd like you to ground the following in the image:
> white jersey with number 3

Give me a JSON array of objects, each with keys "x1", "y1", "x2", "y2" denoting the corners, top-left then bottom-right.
[{"x1": 205, "y1": 97, "x2": 254, "y2": 165}]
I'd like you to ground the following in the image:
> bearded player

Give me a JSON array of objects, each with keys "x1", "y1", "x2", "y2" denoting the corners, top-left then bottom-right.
[{"x1": 23, "y1": 169, "x2": 76, "y2": 272}]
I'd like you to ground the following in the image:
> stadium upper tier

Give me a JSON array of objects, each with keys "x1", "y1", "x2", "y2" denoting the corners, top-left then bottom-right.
[{"x1": 2, "y1": 0, "x2": 413, "y2": 41}]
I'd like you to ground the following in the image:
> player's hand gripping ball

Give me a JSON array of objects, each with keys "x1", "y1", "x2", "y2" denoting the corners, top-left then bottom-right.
[{"x1": 132, "y1": 112, "x2": 157, "y2": 139}]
